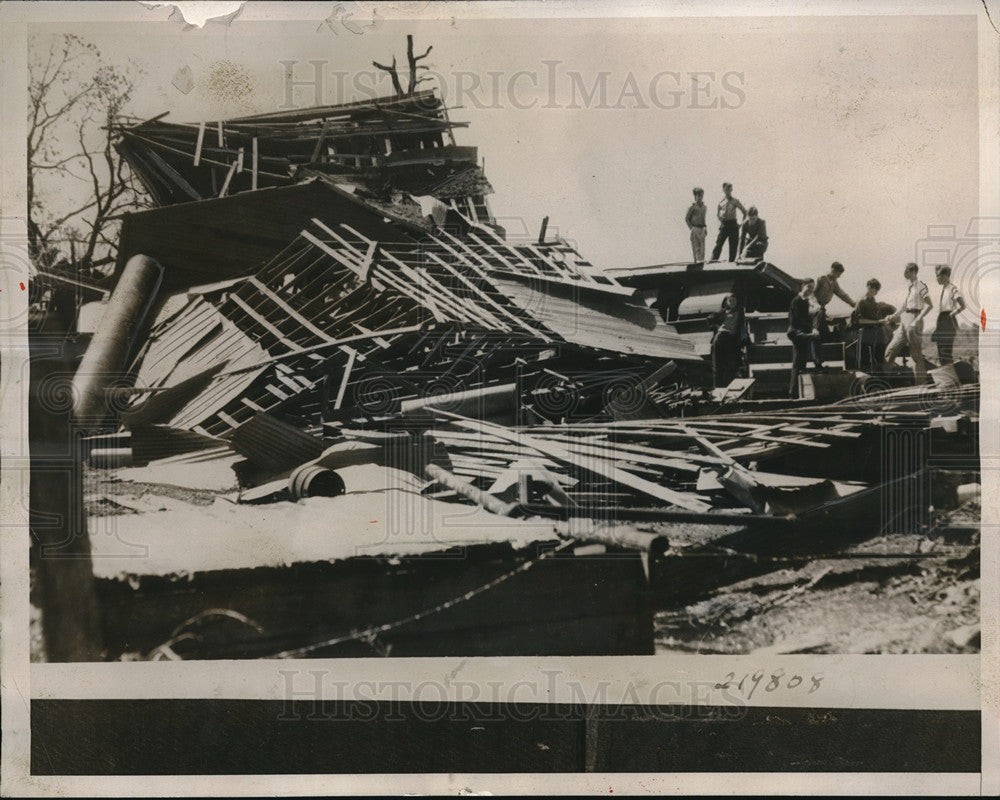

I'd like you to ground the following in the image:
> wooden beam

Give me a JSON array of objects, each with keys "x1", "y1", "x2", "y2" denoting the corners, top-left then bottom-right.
[
  {"x1": 310, "y1": 120, "x2": 330, "y2": 163},
  {"x1": 218, "y1": 160, "x2": 238, "y2": 197},
  {"x1": 251, "y1": 137, "x2": 259, "y2": 190},
  {"x1": 333, "y1": 347, "x2": 356, "y2": 410},
  {"x1": 193, "y1": 121, "x2": 206, "y2": 166}
]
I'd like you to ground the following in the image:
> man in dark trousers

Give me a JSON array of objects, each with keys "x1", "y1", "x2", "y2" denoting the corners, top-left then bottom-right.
[
  {"x1": 711, "y1": 182, "x2": 746, "y2": 262},
  {"x1": 813, "y1": 261, "x2": 855, "y2": 336},
  {"x1": 738, "y1": 206, "x2": 768, "y2": 261},
  {"x1": 787, "y1": 278, "x2": 824, "y2": 397},
  {"x1": 853, "y1": 278, "x2": 887, "y2": 373},
  {"x1": 708, "y1": 293, "x2": 746, "y2": 388},
  {"x1": 930, "y1": 264, "x2": 965, "y2": 364}
]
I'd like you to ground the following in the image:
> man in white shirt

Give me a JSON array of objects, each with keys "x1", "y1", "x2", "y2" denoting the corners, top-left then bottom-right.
[
  {"x1": 930, "y1": 264, "x2": 965, "y2": 364},
  {"x1": 710, "y1": 182, "x2": 746, "y2": 262},
  {"x1": 883, "y1": 262, "x2": 933, "y2": 385}
]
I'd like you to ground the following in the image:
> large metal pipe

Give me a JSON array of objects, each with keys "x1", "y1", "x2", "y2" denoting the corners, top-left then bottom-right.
[{"x1": 72, "y1": 254, "x2": 163, "y2": 424}]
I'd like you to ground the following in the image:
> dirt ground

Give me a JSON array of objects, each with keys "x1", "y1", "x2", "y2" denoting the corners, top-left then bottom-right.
[
  {"x1": 32, "y1": 467, "x2": 981, "y2": 660},
  {"x1": 655, "y1": 496, "x2": 980, "y2": 655}
]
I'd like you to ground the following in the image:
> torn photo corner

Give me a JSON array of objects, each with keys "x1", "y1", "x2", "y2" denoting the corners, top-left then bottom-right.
[{"x1": 0, "y1": 0, "x2": 997, "y2": 795}]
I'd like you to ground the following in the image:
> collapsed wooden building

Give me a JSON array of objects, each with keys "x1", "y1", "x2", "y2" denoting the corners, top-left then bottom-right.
[{"x1": 33, "y1": 81, "x2": 979, "y2": 661}]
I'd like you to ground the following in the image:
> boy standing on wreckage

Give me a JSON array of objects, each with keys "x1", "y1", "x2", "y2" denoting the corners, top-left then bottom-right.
[
  {"x1": 883, "y1": 262, "x2": 933, "y2": 385},
  {"x1": 787, "y1": 278, "x2": 825, "y2": 397},
  {"x1": 685, "y1": 187, "x2": 708, "y2": 263},
  {"x1": 711, "y1": 182, "x2": 746, "y2": 262}
]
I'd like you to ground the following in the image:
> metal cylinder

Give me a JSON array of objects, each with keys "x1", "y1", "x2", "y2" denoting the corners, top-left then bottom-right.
[
  {"x1": 72, "y1": 255, "x2": 163, "y2": 424},
  {"x1": 289, "y1": 464, "x2": 346, "y2": 500},
  {"x1": 88, "y1": 447, "x2": 133, "y2": 469}
]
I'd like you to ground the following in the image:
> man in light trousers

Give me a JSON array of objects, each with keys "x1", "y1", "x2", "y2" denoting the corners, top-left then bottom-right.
[
  {"x1": 883, "y1": 262, "x2": 933, "y2": 385},
  {"x1": 685, "y1": 187, "x2": 708, "y2": 262}
]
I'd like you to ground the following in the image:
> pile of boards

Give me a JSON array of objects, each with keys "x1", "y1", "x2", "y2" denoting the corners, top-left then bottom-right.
[{"x1": 82, "y1": 88, "x2": 979, "y2": 538}]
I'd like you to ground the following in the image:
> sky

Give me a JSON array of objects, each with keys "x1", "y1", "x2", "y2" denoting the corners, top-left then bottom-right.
[{"x1": 28, "y1": 10, "x2": 981, "y2": 311}]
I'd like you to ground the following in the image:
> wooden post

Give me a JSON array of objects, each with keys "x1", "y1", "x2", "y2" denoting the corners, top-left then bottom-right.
[
  {"x1": 251, "y1": 137, "x2": 259, "y2": 190},
  {"x1": 30, "y1": 338, "x2": 103, "y2": 661}
]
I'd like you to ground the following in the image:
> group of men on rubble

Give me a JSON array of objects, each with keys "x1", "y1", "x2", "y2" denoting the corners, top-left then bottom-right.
[
  {"x1": 685, "y1": 183, "x2": 767, "y2": 264},
  {"x1": 786, "y1": 260, "x2": 965, "y2": 395},
  {"x1": 687, "y1": 183, "x2": 968, "y2": 396}
]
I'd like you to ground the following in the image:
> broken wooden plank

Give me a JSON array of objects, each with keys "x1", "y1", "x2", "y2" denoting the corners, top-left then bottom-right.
[
  {"x1": 443, "y1": 414, "x2": 711, "y2": 512},
  {"x1": 193, "y1": 121, "x2": 206, "y2": 167},
  {"x1": 218, "y1": 160, "x2": 238, "y2": 197},
  {"x1": 333, "y1": 347, "x2": 356, "y2": 411}
]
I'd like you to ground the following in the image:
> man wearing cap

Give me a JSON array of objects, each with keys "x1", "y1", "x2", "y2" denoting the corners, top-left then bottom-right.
[
  {"x1": 738, "y1": 206, "x2": 768, "y2": 261},
  {"x1": 685, "y1": 187, "x2": 708, "y2": 263},
  {"x1": 711, "y1": 182, "x2": 746, "y2": 262},
  {"x1": 883, "y1": 262, "x2": 933, "y2": 384},
  {"x1": 930, "y1": 265, "x2": 965, "y2": 365}
]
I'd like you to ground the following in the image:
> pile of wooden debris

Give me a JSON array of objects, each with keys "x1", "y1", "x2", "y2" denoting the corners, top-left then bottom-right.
[{"x1": 34, "y1": 79, "x2": 979, "y2": 661}]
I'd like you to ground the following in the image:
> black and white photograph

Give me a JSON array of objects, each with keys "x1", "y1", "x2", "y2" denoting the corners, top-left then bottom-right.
[{"x1": 1, "y1": 0, "x2": 997, "y2": 793}]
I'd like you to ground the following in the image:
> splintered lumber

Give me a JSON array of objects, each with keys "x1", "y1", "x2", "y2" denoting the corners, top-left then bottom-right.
[
  {"x1": 678, "y1": 423, "x2": 764, "y2": 513},
  {"x1": 531, "y1": 433, "x2": 725, "y2": 469},
  {"x1": 441, "y1": 414, "x2": 711, "y2": 512},
  {"x1": 487, "y1": 460, "x2": 576, "y2": 505}
]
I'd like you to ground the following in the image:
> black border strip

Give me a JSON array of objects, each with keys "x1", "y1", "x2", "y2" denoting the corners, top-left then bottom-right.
[{"x1": 31, "y1": 700, "x2": 980, "y2": 774}]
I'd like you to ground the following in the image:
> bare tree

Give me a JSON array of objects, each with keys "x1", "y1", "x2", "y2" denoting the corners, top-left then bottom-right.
[
  {"x1": 372, "y1": 54, "x2": 405, "y2": 97},
  {"x1": 373, "y1": 35, "x2": 433, "y2": 97},
  {"x1": 406, "y1": 35, "x2": 433, "y2": 95},
  {"x1": 27, "y1": 34, "x2": 146, "y2": 275}
]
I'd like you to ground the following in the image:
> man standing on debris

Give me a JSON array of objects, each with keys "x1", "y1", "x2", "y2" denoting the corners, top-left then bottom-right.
[
  {"x1": 708, "y1": 293, "x2": 746, "y2": 388},
  {"x1": 930, "y1": 265, "x2": 965, "y2": 365},
  {"x1": 883, "y1": 262, "x2": 933, "y2": 384},
  {"x1": 685, "y1": 187, "x2": 708, "y2": 263},
  {"x1": 853, "y1": 278, "x2": 887, "y2": 373},
  {"x1": 738, "y1": 206, "x2": 768, "y2": 261},
  {"x1": 813, "y1": 262, "x2": 855, "y2": 336},
  {"x1": 787, "y1": 278, "x2": 825, "y2": 397},
  {"x1": 711, "y1": 182, "x2": 746, "y2": 262}
]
